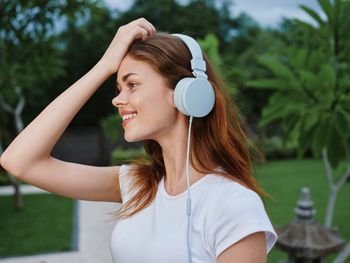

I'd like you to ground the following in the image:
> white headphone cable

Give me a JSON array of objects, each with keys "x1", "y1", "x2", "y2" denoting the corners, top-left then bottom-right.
[{"x1": 186, "y1": 116, "x2": 194, "y2": 263}]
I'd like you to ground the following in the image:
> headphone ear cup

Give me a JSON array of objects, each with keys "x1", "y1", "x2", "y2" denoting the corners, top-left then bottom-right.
[{"x1": 174, "y1": 77, "x2": 215, "y2": 118}]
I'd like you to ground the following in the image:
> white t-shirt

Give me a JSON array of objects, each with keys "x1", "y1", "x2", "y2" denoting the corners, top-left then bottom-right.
[{"x1": 110, "y1": 164, "x2": 277, "y2": 263}]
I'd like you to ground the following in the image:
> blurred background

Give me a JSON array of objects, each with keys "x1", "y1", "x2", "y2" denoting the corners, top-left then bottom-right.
[{"x1": 0, "y1": 0, "x2": 349, "y2": 262}]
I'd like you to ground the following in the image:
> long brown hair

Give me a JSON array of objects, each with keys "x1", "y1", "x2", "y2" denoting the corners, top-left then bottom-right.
[{"x1": 115, "y1": 32, "x2": 269, "y2": 219}]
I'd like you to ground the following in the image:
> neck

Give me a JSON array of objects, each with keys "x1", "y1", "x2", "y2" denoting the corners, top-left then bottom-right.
[{"x1": 155, "y1": 116, "x2": 206, "y2": 195}]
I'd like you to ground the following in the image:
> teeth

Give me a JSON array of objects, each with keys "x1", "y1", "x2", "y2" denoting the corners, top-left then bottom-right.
[{"x1": 122, "y1": 113, "x2": 137, "y2": 121}]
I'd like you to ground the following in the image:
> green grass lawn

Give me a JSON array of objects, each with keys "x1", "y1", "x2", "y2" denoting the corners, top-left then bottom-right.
[
  {"x1": 0, "y1": 193, "x2": 75, "y2": 258},
  {"x1": 255, "y1": 158, "x2": 350, "y2": 263}
]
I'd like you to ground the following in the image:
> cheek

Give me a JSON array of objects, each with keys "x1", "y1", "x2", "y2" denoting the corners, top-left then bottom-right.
[
  {"x1": 140, "y1": 95, "x2": 176, "y2": 124},
  {"x1": 135, "y1": 88, "x2": 173, "y2": 113}
]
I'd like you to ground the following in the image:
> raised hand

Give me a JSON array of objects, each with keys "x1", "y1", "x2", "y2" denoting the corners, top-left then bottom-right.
[{"x1": 100, "y1": 18, "x2": 156, "y2": 75}]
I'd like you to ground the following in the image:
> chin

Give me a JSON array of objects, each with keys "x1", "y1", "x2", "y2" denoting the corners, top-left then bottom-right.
[
  {"x1": 124, "y1": 132, "x2": 147, "y2": 143},
  {"x1": 124, "y1": 135, "x2": 137, "y2": 143}
]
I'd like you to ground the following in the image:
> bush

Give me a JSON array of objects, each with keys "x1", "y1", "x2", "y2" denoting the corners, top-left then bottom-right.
[
  {"x1": 100, "y1": 114, "x2": 123, "y2": 143},
  {"x1": 111, "y1": 147, "x2": 147, "y2": 165},
  {"x1": 262, "y1": 136, "x2": 297, "y2": 159},
  {"x1": 0, "y1": 172, "x2": 10, "y2": 186}
]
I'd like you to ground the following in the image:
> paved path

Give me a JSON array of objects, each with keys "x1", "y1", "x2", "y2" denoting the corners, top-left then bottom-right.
[
  {"x1": 0, "y1": 185, "x2": 49, "y2": 195},
  {"x1": 0, "y1": 185, "x2": 121, "y2": 263}
]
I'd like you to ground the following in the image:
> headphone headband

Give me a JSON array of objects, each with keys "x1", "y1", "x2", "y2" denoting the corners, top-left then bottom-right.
[{"x1": 172, "y1": 33, "x2": 208, "y2": 79}]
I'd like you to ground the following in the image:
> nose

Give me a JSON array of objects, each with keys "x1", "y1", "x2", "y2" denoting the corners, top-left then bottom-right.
[{"x1": 112, "y1": 92, "x2": 128, "y2": 108}]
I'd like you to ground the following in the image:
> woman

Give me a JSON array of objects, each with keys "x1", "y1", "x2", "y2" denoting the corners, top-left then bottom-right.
[{"x1": 1, "y1": 18, "x2": 277, "y2": 262}]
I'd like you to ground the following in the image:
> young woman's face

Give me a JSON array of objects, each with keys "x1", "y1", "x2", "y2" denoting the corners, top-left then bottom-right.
[{"x1": 112, "y1": 55, "x2": 177, "y2": 142}]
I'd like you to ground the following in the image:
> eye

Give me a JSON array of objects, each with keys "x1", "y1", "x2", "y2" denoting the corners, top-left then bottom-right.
[
  {"x1": 128, "y1": 82, "x2": 137, "y2": 89},
  {"x1": 115, "y1": 82, "x2": 137, "y2": 96}
]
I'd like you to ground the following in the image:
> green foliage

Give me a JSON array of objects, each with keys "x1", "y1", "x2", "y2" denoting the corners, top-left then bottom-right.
[
  {"x1": 0, "y1": 0, "x2": 97, "y2": 145},
  {"x1": 111, "y1": 147, "x2": 147, "y2": 165},
  {"x1": 247, "y1": 0, "x2": 350, "y2": 168},
  {"x1": 100, "y1": 113, "x2": 122, "y2": 143},
  {"x1": 197, "y1": 33, "x2": 235, "y2": 96},
  {"x1": 0, "y1": 0, "x2": 95, "y2": 97},
  {"x1": 198, "y1": 33, "x2": 222, "y2": 70},
  {"x1": 116, "y1": 0, "x2": 235, "y2": 44},
  {"x1": 53, "y1": 3, "x2": 118, "y2": 127},
  {"x1": 221, "y1": 23, "x2": 284, "y2": 124},
  {"x1": 260, "y1": 136, "x2": 297, "y2": 159},
  {"x1": 0, "y1": 171, "x2": 10, "y2": 186}
]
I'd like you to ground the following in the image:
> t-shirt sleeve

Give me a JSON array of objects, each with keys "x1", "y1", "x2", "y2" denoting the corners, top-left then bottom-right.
[
  {"x1": 118, "y1": 164, "x2": 134, "y2": 204},
  {"x1": 210, "y1": 188, "x2": 278, "y2": 258}
]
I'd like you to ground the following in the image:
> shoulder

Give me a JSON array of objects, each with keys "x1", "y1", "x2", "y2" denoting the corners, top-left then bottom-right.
[
  {"x1": 204, "y1": 173, "x2": 278, "y2": 257},
  {"x1": 204, "y1": 174, "x2": 270, "y2": 226},
  {"x1": 205, "y1": 173, "x2": 261, "y2": 205}
]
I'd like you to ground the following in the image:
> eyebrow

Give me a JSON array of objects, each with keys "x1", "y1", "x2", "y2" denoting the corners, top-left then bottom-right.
[{"x1": 116, "y1": 73, "x2": 138, "y2": 88}]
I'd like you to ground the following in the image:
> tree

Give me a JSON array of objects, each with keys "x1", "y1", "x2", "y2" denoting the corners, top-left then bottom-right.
[
  {"x1": 56, "y1": 3, "x2": 118, "y2": 126},
  {"x1": 247, "y1": 0, "x2": 350, "y2": 262},
  {"x1": 115, "y1": 0, "x2": 236, "y2": 47},
  {"x1": 0, "y1": 0, "x2": 96, "y2": 208}
]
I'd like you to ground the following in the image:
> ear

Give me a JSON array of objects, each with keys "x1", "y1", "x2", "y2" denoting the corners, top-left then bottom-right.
[
  {"x1": 172, "y1": 92, "x2": 178, "y2": 109},
  {"x1": 165, "y1": 88, "x2": 177, "y2": 109}
]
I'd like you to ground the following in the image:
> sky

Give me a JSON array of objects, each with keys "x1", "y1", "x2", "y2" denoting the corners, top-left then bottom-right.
[{"x1": 104, "y1": 0, "x2": 324, "y2": 28}]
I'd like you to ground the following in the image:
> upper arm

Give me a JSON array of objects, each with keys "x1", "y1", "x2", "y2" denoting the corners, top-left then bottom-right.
[
  {"x1": 217, "y1": 232, "x2": 266, "y2": 263},
  {"x1": 3, "y1": 156, "x2": 122, "y2": 203}
]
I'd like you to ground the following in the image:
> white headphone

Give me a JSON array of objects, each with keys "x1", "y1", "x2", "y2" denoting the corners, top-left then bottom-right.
[
  {"x1": 172, "y1": 34, "x2": 215, "y2": 118},
  {"x1": 171, "y1": 33, "x2": 215, "y2": 263}
]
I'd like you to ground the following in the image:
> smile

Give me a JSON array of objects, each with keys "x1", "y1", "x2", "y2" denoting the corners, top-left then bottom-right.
[
  {"x1": 122, "y1": 113, "x2": 137, "y2": 127},
  {"x1": 122, "y1": 113, "x2": 137, "y2": 122}
]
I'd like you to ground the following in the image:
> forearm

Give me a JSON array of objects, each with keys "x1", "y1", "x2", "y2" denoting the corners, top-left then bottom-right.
[{"x1": 0, "y1": 61, "x2": 111, "y2": 175}]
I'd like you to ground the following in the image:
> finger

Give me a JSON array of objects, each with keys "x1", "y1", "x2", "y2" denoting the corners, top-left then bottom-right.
[
  {"x1": 149, "y1": 22, "x2": 156, "y2": 34},
  {"x1": 127, "y1": 18, "x2": 155, "y2": 36},
  {"x1": 128, "y1": 25, "x2": 152, "y2": 40},
  {"x1": 125, "y1": 18, "x2": 148, "y2": 30},
  {"x1": 131, "y1": 26, "x2": 149, "y2": 41},
  {"x1": 136, "y1": 20, "x2": 155, "y2": 36},
  {"x1": 141, "y1": 18, "x2": 156, "y2": 33}
]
